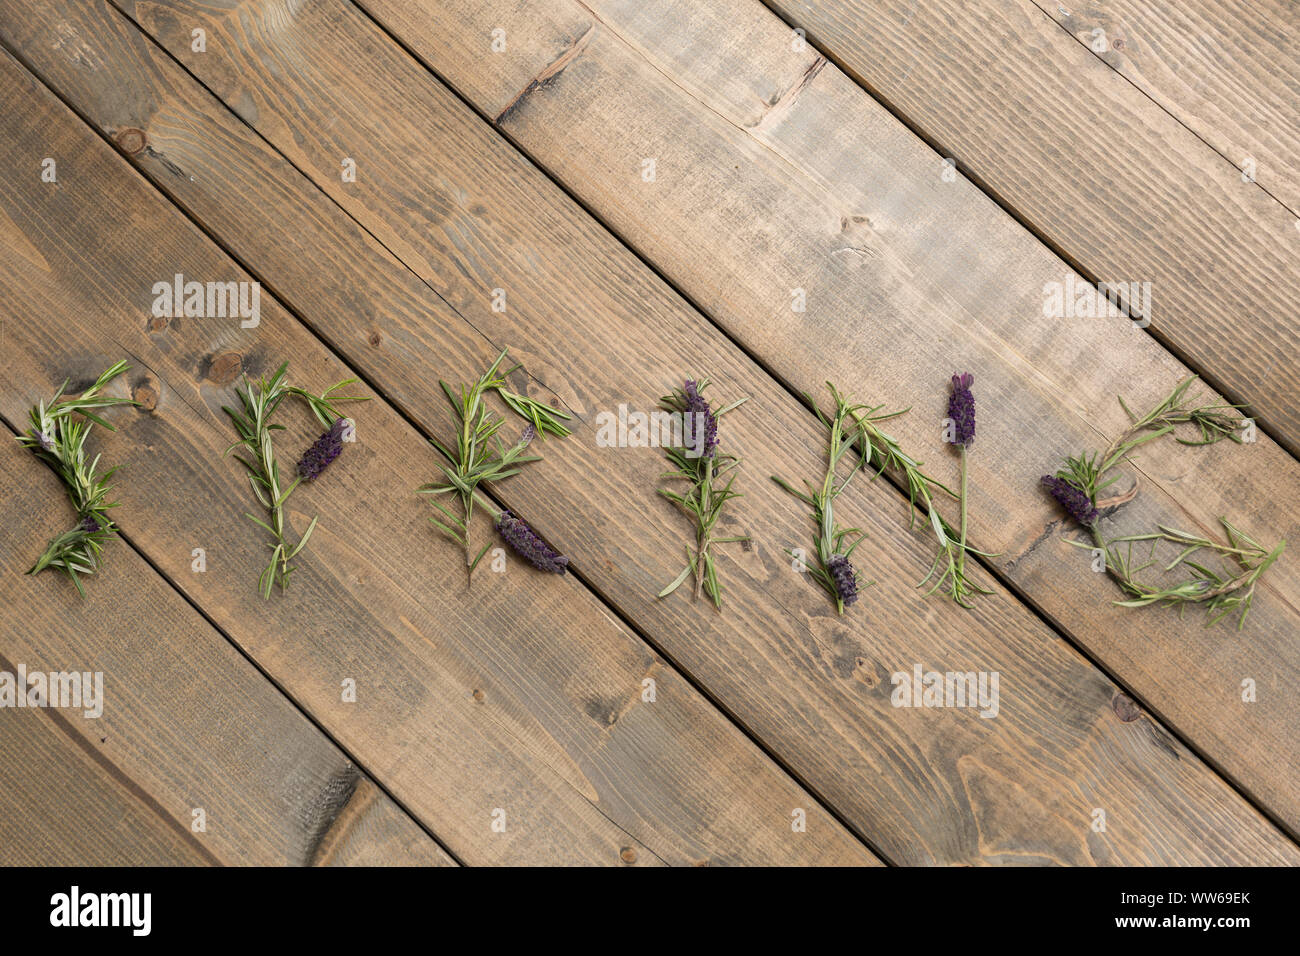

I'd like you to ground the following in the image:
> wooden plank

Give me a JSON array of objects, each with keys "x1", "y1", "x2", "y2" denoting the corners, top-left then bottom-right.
[
  {"x1": 292, "y1": 0, "x2": 1300, "y2": 835},
  {"x1": 751, "y1": 0, "x2": 1300, "y2": 453},
  {"x1": 0, "y1": 437, "x2": 453, "y2": 866},
  {"x1": 0, "y1": 42, "x2": 873, "y2": 868},
  {"x1": 0, "y1": 702, "x2": 211, "y2": 865},
  {"x1": 28, "y1": 0, "x2": 1300, "y2": 863},
  {"x1": 1031, "y1": 0, "x2": 1300, "y2": 213}
]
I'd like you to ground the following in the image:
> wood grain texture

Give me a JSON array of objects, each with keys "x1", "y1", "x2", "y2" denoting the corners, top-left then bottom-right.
[
  {"x1": 26, "y1": 0, "x2": 1300, "y2": 863},
  {"x1": 0, "y1": 438, "x2": 453, "y2": 866},
  {"x1": 0, "y1": 703, "x2": 210, "y2": 865},
  {"x1": 0, "y1": 43, "x2": 874, "y2": 867},
  {"x1": 1030, "y1": 0, "x2": 1300, "y2": 213},
  {"x1": 755, "y1": 0, "x2": 1300, "y2": 453},
  {"x1": 337, "y1": 0, "x2": 1300, "y2": 836}
]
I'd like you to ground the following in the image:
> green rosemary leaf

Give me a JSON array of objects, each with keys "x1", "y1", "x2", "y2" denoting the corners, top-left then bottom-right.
[
  {"x1": 467, "y1": 539, "x2": 495, "y2": 572},
  {"x1": 243, "y1": 513, "x2": 278, "y2": 537},
  {"x1": 420, "y1": 348, "x2": 568, "y2": 583},
  {"x1": 769, "y1": 476, "x2": 814, "y2": 506},
  {"x1": 657, "y1": 378, "x2": 747, "y2": 608},
  {"x1": 1045, "y1": 377, "x2": 1279, "y2": 627},
  {"x1": 713, "y1": 397, "x2": 749, "y2": 417},
  {"x1": 288, "y1": 515, "x2": 320, "y2": 559},
  {"x1": 658, "y1": 562, "x2": 693, "y2": 597}
]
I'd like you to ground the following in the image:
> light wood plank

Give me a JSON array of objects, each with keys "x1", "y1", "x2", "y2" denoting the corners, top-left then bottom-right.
[
  {"x1": 1031, "y1": 0, "x2": 1300, "y2": 213},
  {"x1": 333, "y1": 0, "x2": 1300, "y2": 834},
  {"x1": 0, "y1": 438, "x2": 453, "y2": 866},
  {"x1": 29, "y1": 0, "x2": 1300, "y2": 862},
  {"x1": 0, "y1": 43, "x2": 874, "y2": 867}
]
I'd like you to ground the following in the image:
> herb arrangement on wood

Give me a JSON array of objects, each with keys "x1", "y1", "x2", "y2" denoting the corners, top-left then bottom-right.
[
  {"x1": 774, "y1": 382, "x2": 989, "y2": 613},
  {"x1": 1041, "y1": 376, "x2": 1284, "y2": 628},
  {"x1": 420, "y1": 349, "x2": 572, "y2": 581},
  {"x1": 16, "y1": 361, "x2": 138, "y2": 595},
  {"x1": 224, "y1": 362, "x2": 367, "y2": 598},
  {"x1": 656, "y1": 378, "x2": 748, "y2": 608},
  {"x1": 772, "y1": 384, "x2": 873, "y2": 613}
]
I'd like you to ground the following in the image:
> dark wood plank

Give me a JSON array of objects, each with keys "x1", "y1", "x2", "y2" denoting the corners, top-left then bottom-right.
[
  {"x1": 23, "y1": 0, "x2": 1300, "y2": 863},
  {"x1": 753, "y1": 0, "x2": 1300, "y2": 452},
  {"x1": 0, "y1": 437, "x2": 453, "y2": 866},
  {"x1": 0, "y1": 44, "x2": 876, "y2": 866},
  {"x1": 338, "y1": 0, "x2": 1300, "y2": 835}
]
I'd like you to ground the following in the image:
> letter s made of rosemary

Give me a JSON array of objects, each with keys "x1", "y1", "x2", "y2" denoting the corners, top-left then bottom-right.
[{"x1": 17, "y1": 360, "x2": 139, "y2": 596}]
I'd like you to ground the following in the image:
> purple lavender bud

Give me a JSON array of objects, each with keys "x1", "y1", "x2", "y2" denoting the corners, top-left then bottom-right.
[
  {"x1": 35, "y1": 430, "x2": 55, "y2": 452},
  {"x1": 1041, "y1": 475, "x2": 1099, "y2": 526},
  {"x1": 79, "y1": 515, "x2": 101, "y2": 533},
  {"x1": 826, "y1": 553, "x2": 859, "y2": 608},
  {"x1": 683, "y1": 379, "x2": 718, "y2": 459},
  {"x1": 496, "y1": 511, "x2": 568, "y2": 574},
  {"x1": 517, "y1": 424, "x2": 537, "y2": 448},
  {"x1": 947, "y1": 372, "x2": 975, "y2": 446},
  {"x1": 297, "y1": 418, "x2": 349, "y2": 481}
]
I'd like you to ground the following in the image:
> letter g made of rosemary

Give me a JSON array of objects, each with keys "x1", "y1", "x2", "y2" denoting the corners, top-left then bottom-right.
[{"x1": 1040, "y1": 376, "x2": 1284, "y2": 629}]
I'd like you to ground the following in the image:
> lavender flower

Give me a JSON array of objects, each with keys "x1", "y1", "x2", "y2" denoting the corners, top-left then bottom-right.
[
  {"x1": 79, "y1": 515, "x2": 101, "y2": 534},
  {"x1": 683, "y1": 379, "x2": 718, "y2": 459},
  {"x1": 516, "y1": 424, "x2": 537, "y2": 448},
  {"x1": 297, "y1": 418, "x2": 350, "y2": 481},
  {"x1": 948, "y1": 373, "x2": 975, "y2": 446},
  {"x1": 34, "y1": 430, "x2": 55, "y2": 453},
  {"x1": 496, "y1": 511, "x2": 568, "y2": 574},
  {"x1": 826, "y1": 554, "x2": 859, "y2": 607},
  {"x1": 1041, "y1": 475, "x2": 1099, "y2": 526}
]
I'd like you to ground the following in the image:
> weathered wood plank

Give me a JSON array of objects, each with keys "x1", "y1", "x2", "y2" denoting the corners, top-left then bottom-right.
[
  {"x1": 333, "y1": 0, "x2": 1300, "y2": 833},
  {"x1": 1030, "y1": 0, "x2": 1300, "y2": 213},
  {"x1": 0, "y1": 701, "x2": 211, "y2": 865},
  {"x1": 0, "y1": 437, "x2": 453, "y2": 866},
  {"x1": 28, "y1": 0, "x2": 1300, "y2": 862},
  {"x1": 753, "y1": 0, "x2": 1300, "y2": 451},
  {"x1": 0, "y1": 43, "x2": 874, "y2": 867}
]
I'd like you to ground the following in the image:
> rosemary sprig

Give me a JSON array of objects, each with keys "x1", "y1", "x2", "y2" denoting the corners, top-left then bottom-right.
[
  {"x1": 1084, "y1": 521, "x2": 1284, "y2": 628},
  {"x1": 657, "y1": 377, "x2": 748, "y2": 608},
  {"x1": 16, "y1": 361, "x2": 138, "y2": 595},
  {"x1": 1043, "y1": 376, "x2": 1282, "y2": 629},
  {"x1": 419, "y1": 349, "x2": 571, "y2": 581},
  {"x1": 776, "y1": 383, "x2": 990, "y2": 610},
  {"x1": 223, "y1": 362, "x2": 366, "y2": 598},
  {"x1": 773, "y1": 383, "x2": 875, "y2": 613},
  {"x1": 844, "y1": 400, "x2": 995, "y2": 604}
]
